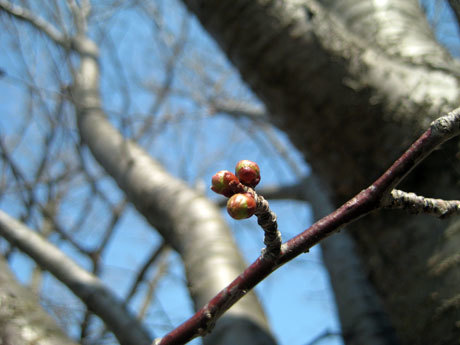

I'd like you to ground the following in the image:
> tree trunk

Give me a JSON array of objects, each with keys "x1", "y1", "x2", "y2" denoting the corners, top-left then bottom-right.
[
  {"x1": 0, "y1": 255, "x2": 79, "y2": 345},
  {"x1": 181, "y1": 0, "x2": 460, "y2": 344}
]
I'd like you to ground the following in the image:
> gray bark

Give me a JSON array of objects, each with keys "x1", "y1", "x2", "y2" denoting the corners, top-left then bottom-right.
[
  {"x1": 181, "y1": 0, "x2": 460, "y2": 344},
  {"x1": 0, "y1": 255, "x2": 79, "y2": 345},
  {"x1": 71, "y1": 36, "x2": 276, "y2": 345},
  {"x1": 0, "y1": 210, "x2": 152, "y2": 345}
]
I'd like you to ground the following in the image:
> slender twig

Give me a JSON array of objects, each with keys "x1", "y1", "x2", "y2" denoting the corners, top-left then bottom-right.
[
  {"x1": 0, "y1": 0, "x2": 97, "y2": 57},
  {"x1": 125, "y1": 241, "x2": 168, "y2": 303},
  {"x1": 0, "y1": 0, "x2": 67, "y2": 47},
  {"x1": 383, "y1": 189, "x2": 460, "y2": 218},
  {"x1": 95, "y1": 243, "x2": 170, "y2": 343},
  {"x1": 155, "y1": 107, "x2": 460, "y2": 345},
  {"x1": 138, "y1": 250, "x2": 170, "y2": 320},
  {"x1": 304, "y1": 329, "x2": 341, "y2": 345}
]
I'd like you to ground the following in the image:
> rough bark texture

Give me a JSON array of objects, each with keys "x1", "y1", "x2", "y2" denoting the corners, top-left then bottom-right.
[
  {"x1": 0, "y1": 256, "x2": 79, "y2": 345},
  {"x1": 181, "y1": 0, "x2": 460, "y2": 344},
  {"x1": 71, "y1": 36, "x2": 276, "y2": 345}
]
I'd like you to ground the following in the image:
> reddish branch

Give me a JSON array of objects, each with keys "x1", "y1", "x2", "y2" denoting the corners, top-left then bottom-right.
[{"x1": 155, "y1": 107, "x2": 460, "y2": 345}]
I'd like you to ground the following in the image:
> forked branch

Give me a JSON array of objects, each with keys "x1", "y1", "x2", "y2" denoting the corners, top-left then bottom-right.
[
  {"x1": 0, "y1": 0, "x2": 67, "y2": 46},
  {"x1": 155, "y1": 107, "x2": 460, "y2": 345}
]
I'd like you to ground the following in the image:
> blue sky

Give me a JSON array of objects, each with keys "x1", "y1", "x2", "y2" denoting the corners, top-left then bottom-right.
[{"x1": 0, "y1": 1, "x2": 458, "y2": 345}]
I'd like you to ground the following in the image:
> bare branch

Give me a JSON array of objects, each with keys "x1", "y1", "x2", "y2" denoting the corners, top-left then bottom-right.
[
  {"x1": 125, "y1": 241, "x2": 169, "y2": 303},
  {"x1": 134, "y1": 14, "x2": 189, "y2": 141},
  {"x1": 0, "y1": 210, "x2": 153, "y2": 345},
  {"x1": 66, "y1": 0, "x2": 91, "y2": 35},
  {"x1": 211, "y1": 100, "x2": 267, "y2": 121},
  {"x1": 156, "y1": 106, "x2": 460, "y2": 344},
  {"x1": 137, "y1": 250, "x2": 170, "y2": 321},
  {"x1": 384, "y1": 189, "x2": 460, "y2": 218},
  {"x1": 0, "y1": 0, "x2": 68, "y2": 47},
  {"x1": 304, "y1": 329, "x2": 341, "y2": 345}
]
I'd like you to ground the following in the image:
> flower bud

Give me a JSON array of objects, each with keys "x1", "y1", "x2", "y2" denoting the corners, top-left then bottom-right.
[
  {"x1": 226, "y1": 193, "x2": 256, "y2": 219},
  {"x1": 211, "y1": 170, "x2": 239, "y2": 197},
  {"x1": 235, "y1": 160, "x2": 260, "y2": 188}
]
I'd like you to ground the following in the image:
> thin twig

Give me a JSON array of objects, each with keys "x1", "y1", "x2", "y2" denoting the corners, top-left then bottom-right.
[
  {"x1": 138, "y1": 250, "x2": 170, "y2": 320},
  {"x1": 0, "y1": 0, "x2": 67, "y2": 47},
  {"x1": 383, "y1": 189, "x2": 460, "y2": 218},
  {"x1": 304, "y1": 329, "x2": 341, "y2": 345},
  {"x1": 125, "y1": 241, "x2": 168, "y2": 303}
]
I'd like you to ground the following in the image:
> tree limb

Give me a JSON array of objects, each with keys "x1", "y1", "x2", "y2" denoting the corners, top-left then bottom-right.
[
  {"x1": 0, "y1": 210, "x2": 153, "y2": 345},
  {"x1": 0, "y1": 0, "x2": 68, "y2": 47},
  {"x1": 155, "y1": 107, "x2": 460, "y2": 344}
]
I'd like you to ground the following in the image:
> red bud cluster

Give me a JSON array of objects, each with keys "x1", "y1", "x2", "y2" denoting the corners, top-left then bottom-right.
[{"x1": 211, "y1": 160, "x2": 261, "y2": 220}]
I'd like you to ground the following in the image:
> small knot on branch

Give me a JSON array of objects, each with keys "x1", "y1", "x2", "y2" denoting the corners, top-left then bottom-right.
[{"x1": 254, "y1": 193, "x2": 282, "y2": 258}]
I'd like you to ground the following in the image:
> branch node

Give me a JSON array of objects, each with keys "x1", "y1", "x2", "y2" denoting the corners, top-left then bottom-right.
[
  {"x1": 384, "y1": 189, "x2": 460, "y2": 218},
  {"x1": 430, "y1": 107, "x2": 460, "y2": 136},
  {"x1": 254, "y1": 193, "x2": 282, "y2": 257}
]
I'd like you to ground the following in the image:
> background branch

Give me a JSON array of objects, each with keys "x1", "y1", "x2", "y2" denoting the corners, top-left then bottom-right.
[
  {"x1": 0, "y1": 255, "x2": 79, "y2": 345},
  {"x1": 0, "y1": 0, "x2": 67, "y2": 47},
  {"x1": 0, "y1": 210, "x2": 152, "y2": 345}
]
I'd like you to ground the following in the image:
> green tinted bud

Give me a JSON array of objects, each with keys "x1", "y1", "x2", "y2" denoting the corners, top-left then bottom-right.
[
  {"x1": 211, "y1": 170, "x2": 239, "y2": 197},
  {"x1": 235, "y1": 160, "x2": 261, "y2": 188},
  {"x1": 226, "y1": 193, "x2": 256, "y2": 219}
]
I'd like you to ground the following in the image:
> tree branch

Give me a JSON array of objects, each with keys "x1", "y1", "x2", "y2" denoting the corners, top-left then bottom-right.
[
  {"x1": 0, "y1": 210, "x2": 153, "y2": 345},
  {"x1": 0, "y1": 0, "x2": 68, "y2": 47},
  {"x1": 155, "y1": 106, "x2": 460, "y2": 344},
  {"x1": 383, "y1": 189, "x2": 460, "y2": 218}
]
